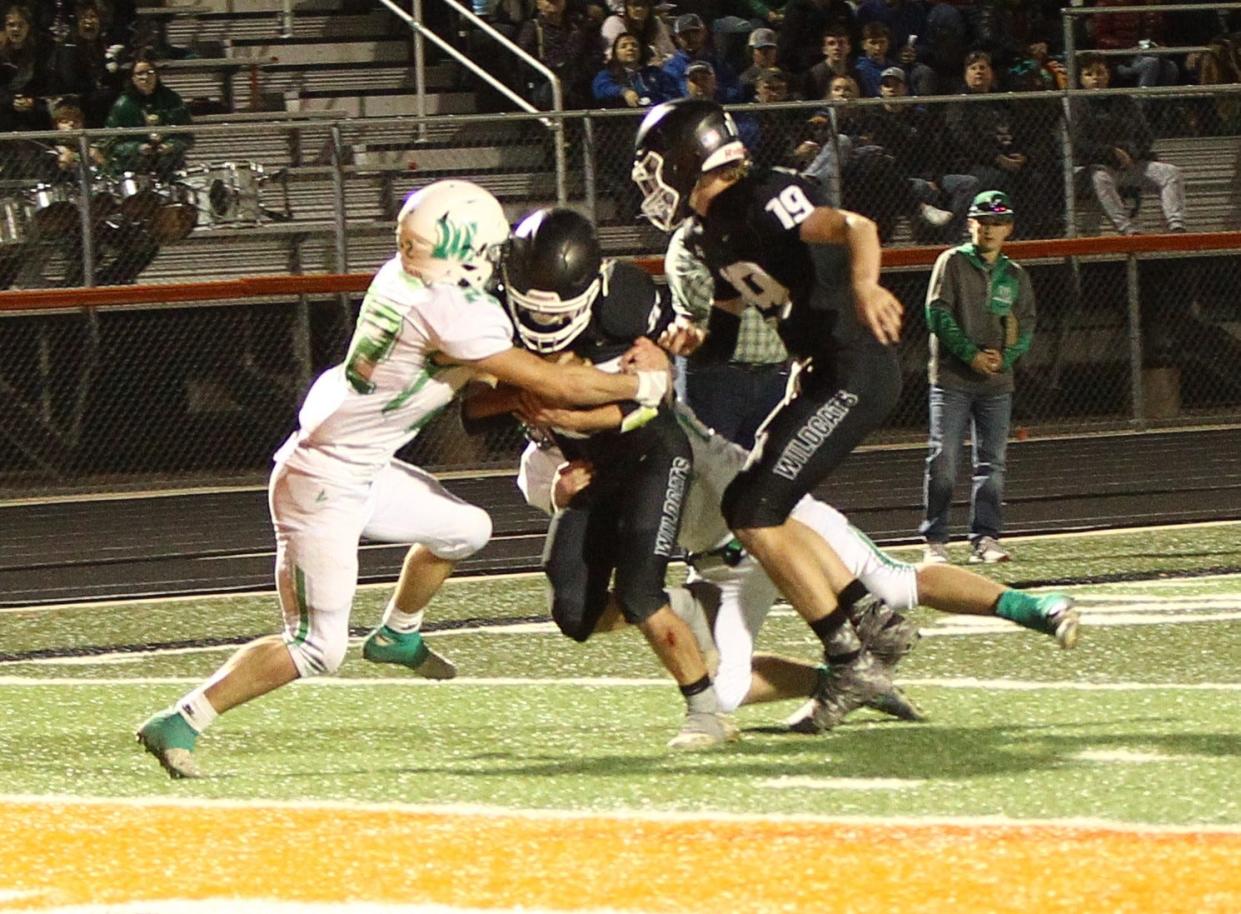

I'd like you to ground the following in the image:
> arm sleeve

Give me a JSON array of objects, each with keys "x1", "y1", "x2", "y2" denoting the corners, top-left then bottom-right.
[
  {"x1": 429, "y1": 292, "x2": 515, "y2": 362},
  {"x1": 665, "y1": 227, "x2": 714, "y2": 323},
  {"x1": 925, "y1": 254, "x2": 978, "y2": 364}
]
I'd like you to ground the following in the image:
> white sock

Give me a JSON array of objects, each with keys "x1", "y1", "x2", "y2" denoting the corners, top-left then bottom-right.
[
  {"x1": 382, "y1": 601, "x2": 423, "y2": 635},
  {"x1": 176, "y1": 687, "x2": 219, "y2": 734}
]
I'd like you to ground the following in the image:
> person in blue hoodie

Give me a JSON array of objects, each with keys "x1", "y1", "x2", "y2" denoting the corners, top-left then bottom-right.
[
  {"x1": 592, "y1": 31, "x2": 677, "y2": 107},
  {"x1": 661, "y1": 13, "x2": 742, "y2": 102}
]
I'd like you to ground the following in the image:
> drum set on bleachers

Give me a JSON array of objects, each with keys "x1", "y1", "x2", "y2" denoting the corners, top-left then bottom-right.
[{"x1": 0, "y1": 161, "x2": 287, "y2": 249}]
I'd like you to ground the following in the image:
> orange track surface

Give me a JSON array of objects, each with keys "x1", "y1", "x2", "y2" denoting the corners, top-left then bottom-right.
[{"x1": 3, "y1": 801, "x2": 1240, "y2": 912}]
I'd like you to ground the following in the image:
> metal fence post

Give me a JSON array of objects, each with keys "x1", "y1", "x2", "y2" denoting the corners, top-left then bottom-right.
[
  {"x1": 412, "y1": 0, "x2": 427, "y2": 142},
  {"x1": 582, "y1": 113, "x2": 597, "y2": 222},
  {"x1": 75, "y1": 133, "x2": 96, "y2": 287},
  {"x1": 330, "y1": 123, "x2": 352, "y2": 332},
  {"x1": 1126, "y1": 253, "x2": 1146, "y2": 428}
]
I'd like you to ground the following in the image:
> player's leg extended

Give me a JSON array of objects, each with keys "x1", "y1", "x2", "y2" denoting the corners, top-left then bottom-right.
[
  {"x1": 360, "y1": 460, "x2": 492, "y2": 677},
  {"x1": 914, "y1": 563, "x2": 1080, "y2": 648},
  {"x1": 137, "y1": 467, "x2": 364, "y2": 779}
]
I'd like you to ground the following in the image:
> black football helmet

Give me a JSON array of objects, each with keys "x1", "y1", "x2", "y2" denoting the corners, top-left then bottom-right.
[
  {"x1": 631, "y1": 98, "x2": 746, "y2": 232},
  {"x1": 503, "y1": 207, "x2": 608, "y2": 353}
]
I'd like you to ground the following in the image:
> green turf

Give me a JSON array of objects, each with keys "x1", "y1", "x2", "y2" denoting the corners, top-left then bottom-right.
[{"x1": 1, "y1": 522, "x2": 1239, "y2": 825}]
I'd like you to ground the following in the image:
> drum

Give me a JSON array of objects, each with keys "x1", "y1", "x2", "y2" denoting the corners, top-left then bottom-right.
[
  {"x1": 117, "y1": 171, "x2": 163, "y2": 221},
  {"x1": 0, "y1": 196, "x2": 31, "y2": 247},
  {"x1": 180, "y1": 161, "x2": 266, "y2": 227},
  {"x1": 149, "y1": 182, "x2": 198, "y2": 243},
  {"x1": 89, "y1": 172, "x2": 121, "y2": 227},
  {"x1": 30, "y1": 182, "x2": 79, "y2": 238}
]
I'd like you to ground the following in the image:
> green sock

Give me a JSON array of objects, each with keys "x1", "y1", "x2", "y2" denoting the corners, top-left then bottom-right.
[
  {"x1": 383, "y1": 626, "x2": 430, "y2": 664},
  {"x1": 994, "y1": 590, "x2": 1053, "y2": 634}
]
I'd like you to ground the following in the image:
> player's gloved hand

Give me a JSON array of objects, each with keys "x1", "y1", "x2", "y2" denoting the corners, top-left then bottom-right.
[{"x1": 854, "y1": 282, "x2": 903, "y2": 346}]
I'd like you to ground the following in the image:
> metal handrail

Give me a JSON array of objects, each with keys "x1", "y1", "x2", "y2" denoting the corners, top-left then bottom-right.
[
  {"x1": 1061, "y1": 2, "x2": 1241, "y2": 89},
  {"x1": 376, "y1": 0, "x2": 566, "y2": 203}
]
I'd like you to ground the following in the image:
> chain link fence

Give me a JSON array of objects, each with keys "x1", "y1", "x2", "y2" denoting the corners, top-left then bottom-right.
[{"x1": 1, "y1": 86, "x2": 1240, "y2": 496}]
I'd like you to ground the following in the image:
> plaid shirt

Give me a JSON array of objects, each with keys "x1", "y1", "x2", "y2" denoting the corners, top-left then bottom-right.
[{"x1": 665, "y1": 223, "x2": 788, "y2": 366}]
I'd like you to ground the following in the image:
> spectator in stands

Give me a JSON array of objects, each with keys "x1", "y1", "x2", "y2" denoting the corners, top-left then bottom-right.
[
  {"x1": 804, "y1": 24, "x2": 858, "y2": 100},
  {"x1": 593, "y1": 32, "x2": 676, "y2": 106},
  {"x1": 105, "y1": 51, "x2": 191, "y2": 179},
  {"x1": 49, "y1": 0, "x2": 125, "y2": 128},
  {"x1": 860, "y1": 66, "x2": 972, "y2": 238},
  {"x1": 517, "y1": 0, "x2": 601, "y2": 109},
  {"x1": 600, "y1": 0, "x2": 675, "y2": 65},
  {"x1": 1071, "y1": 52, "x2": 1185, "y2": 235},
  {"x1": 739, "y1": 26, "x2": 780, "y2": 98},
  {"x1": 777, "y1": 0, "x2": 855, "y2": 79},
  {"x1": 745, "y1": 68, "x2": 799, "y2": 166},
  {"x1": 945, "y1": 50, "x2": 1061, "y2": 238},
  {"x1": 662, "y1": 13, "x2": 742, "y2": 101},
  {"x1": 0, "y1": 3, "x2": 51, "y2": 131},
  {"x1": 794, "y1": 72, "x2": 856, "y2": 201},
  {"x1": 1090, "y1": 0, "x2": 1179, "y2": 89},
  {"x1": 1006, "y1": 38, "x2": 1068, "y2": 92},
  {"x1": 855, "y1": 0, "x2": 928, "y2": 63},
  {"x1": 855, "y1": 20, "x2": 935, "y2": 96}
]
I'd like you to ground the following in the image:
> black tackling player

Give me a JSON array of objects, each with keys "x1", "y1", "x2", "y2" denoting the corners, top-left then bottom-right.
[
  {"x1": 631, "y1": 97, "x2": 907, "y2": 730},
  {"x1": 474, "y1": 206, "x2": 737, "y2": 751}
]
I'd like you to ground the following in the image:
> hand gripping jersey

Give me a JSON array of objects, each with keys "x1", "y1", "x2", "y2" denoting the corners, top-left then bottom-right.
[
  {"x1": 275, "y1": 256, "x2": 514, "y2": 484},
  {"x1": 688, "y1": 167, "x2": 867, "y2": 359},
  {"x1": 543, "y1": 260, "x2": 677, "y2": 461}
]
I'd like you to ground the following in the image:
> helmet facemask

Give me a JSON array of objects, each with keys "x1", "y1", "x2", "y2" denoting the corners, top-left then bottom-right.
[
  {"x1": 631, "y1": 149, "x2": 684, "y2": 233},
  {"x1": 506, "y1": 261, "x2": 610, "y2": 354}
]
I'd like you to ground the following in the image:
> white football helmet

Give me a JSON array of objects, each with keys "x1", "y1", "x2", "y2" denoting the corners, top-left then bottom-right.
[{"x1": 396, "y1": 180, "x2": 510, "y2": 292}]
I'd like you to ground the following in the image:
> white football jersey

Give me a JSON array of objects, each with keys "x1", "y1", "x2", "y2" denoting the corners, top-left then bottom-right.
[{"x1": 276, "y1": 256, "x2": 514, "y2": 484}]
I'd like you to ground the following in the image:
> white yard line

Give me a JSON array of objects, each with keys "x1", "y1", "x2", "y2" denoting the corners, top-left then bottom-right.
[{"x1": 0, "y1": 791, "x2": 1237, "y2": 836}]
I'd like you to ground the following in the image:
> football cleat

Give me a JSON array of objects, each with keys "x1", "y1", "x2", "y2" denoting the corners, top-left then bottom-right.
[
  {"x1": 865, "y1": 686, "x2": 928, "y2": 722},
  {"x1": 136, "y1": 708, "x2": 202, "y2": 780},
  {"x1": 1041, "y1": 596, "x2": 1081, "y2": 650},
  {"x1": 362, "y1": 626, "x2": 458, "y2": 679},
  {"x1": 667, "y1": 710, "x2": 740, "y2": 751},
  {"x1": 785, "y1": 650, "x2": 892, "y2": 734}
]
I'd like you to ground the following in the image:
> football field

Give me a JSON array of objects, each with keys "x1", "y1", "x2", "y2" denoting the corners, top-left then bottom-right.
[{"x1": 1, "y1": 522, "x2": 1240, "y2": 913}]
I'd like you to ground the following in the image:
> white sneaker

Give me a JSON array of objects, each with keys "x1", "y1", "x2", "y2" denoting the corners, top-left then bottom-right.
[
  {"x1": 969, "y1": 536, "x2": 1011, "y2": 564},
  {"x1": 922, "y1": 542, "x2": 950, "y2": 564},
  {"x1": 919, "y1": 202, "x2": 954, "y2": 226},
  {"x1": 668, "y1": 711, "x2": 740, "y2": 751}
]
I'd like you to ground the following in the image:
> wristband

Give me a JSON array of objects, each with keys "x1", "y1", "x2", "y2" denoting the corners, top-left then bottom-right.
[{"x1": 634, "y1": 370, "x2": 669, "y2": 408}]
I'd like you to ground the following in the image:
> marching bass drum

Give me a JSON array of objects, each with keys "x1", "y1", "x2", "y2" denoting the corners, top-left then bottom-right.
[
  {"x1": 117, "y1": 171, "x2": 162, "y2": 221},
  {"x1": 30, "y1": 182, "x2": 82, "y2": 238},
  {"x1": 149, "y1": 182, "x2": 198, "y2": 243}
]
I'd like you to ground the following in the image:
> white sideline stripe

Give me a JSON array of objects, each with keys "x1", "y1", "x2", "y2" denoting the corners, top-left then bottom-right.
[
  {"x1": 0, "y1": 675, "x2": 1239, "y2": 691},
  {"x1": 0, "y1": 792, "x2": 1238, "y2": 836},
  {"x1": 760, "y1": 776, "x2": 927, "y2": 791},
  {"x1": 1074, "y1": 749, "x2": 1190, "y2": 764},
  {"x1": 5, "y1": 604, "x2": 1240, "y2": 668}
]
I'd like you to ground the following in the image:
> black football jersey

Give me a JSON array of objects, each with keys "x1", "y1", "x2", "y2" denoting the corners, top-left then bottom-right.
[
  {"x1": 568, "y1": 261, "x2": 674, "y2": 366},
  {"x1": 555, "y1": 260, "x2": 678, "y2": 463},
  {"x1": 688, "y1": 167, "x2": 863, "y2": 358}
]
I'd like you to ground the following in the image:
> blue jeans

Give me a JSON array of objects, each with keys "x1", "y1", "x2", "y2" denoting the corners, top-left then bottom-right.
[
  {"x1": 919, "y1": 384, "x2": 1012, "y2": 544},
  {"x1": 684, "y1": 359, "x2": 789, "y2": 450}
]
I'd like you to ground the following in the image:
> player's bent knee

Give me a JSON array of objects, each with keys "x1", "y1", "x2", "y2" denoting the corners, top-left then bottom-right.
[
  {"x1": 431, "y1": 507, "x2": 492, "y2": 562},
  {"x1": 863, "y1": 564, "x2": 919, "y2": 612},
  {"x1": 284, "y1": 635, "x2": 348, "y2": 678}
]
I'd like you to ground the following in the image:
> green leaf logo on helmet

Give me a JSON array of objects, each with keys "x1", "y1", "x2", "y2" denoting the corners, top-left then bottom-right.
[{"x1": 431, "y1": 213, "x2": 479, "y2": 261}]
